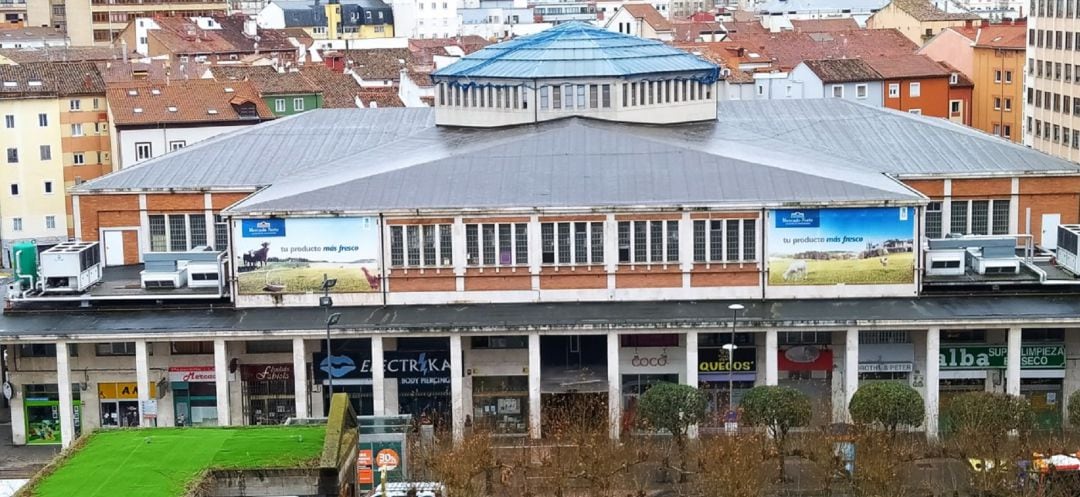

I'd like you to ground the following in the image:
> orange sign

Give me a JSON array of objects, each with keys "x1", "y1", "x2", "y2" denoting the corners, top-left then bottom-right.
[
  {"x1": 356, "y1": 449, "x2": 373, "y2": 484},
  {"x1": 375, "y1": 448, "x2": 400, "y2": 470}
]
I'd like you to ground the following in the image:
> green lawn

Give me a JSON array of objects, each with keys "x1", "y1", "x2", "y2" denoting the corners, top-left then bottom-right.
[
  {"x1": 768, "y1": 252, "x2": 915, "y2": 285},
  {"x1": 27, "y1": 426, "x2": 325, "y2": 497},
  {"x1": 237, "y1": 262, "x2": 374, "y2": 294}
]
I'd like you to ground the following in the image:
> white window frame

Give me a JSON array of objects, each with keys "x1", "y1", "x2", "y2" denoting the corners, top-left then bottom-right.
[
  {"x1": 169, "y1": 141, "x2": 186, "y2": 151},
  {"x1": 541, "y1": 221, "x2": 603, "y2": 266},
  {"x1": 468, "y1": 222, "x2": 529, "y2": 267},
  {"x1": 831, "y1": 85, "x2": 844, "y2": 98},
  {"x1": 73, "y1": 152, "x2": 85, "y2": 165},
  {"x1": 148, "y1": 213, "x2": 208, "y2": 252},
  {"x1": 909, "y1": 109, "x2": 922, "y2": 115},
  {"x1": 909, "y1": 82, "x2": 921, "y2": 97},
  {"x1": 617, "y1": 220, "x2": 679, "y2": 264},
  {"x1": 389, "y1": 223, "x2": 454, "y2": 268},
  {"x1": 293, "y1": 97, "x2": 305, "y2": 112},
  {"x1": 275, "y1": 98, "x2": 286, "y2": 113},
  {"x1": 45, "y1": 215, "x2": 56, "y2": 230},
  {"x1": 135, "y1": 142, "x2": 152, "y2": 161},
  {"x1": 950, "y1": 73, "x2": 959, "y2": 84},
  {"x1": 950, "y1": 199, "x2": 1010, "y2": 236},
  {"x1": 855, "y1": 84, "x2": 867, "y2": 99},
  {"x1": 69, "y1": 99, "x2": 80, "y2": 111},
  {"x1": 12, "y1": 217, "x2": 22, "y2": 232},
  {"x1": 38, "y1": 113, "x2": 48, "y2": 127},
  {"x1": 693, "y1": 218, "x2": 757, "y2": 263},
  {"x1": 43, "y1": 181, "x2": 53, "y2": 194},
  {"x1": 888, "y1": 83, "x2": 899, "y2": 98},
  {"x1": 71, "y1": 123, "x2": 83, "y2": 137}
]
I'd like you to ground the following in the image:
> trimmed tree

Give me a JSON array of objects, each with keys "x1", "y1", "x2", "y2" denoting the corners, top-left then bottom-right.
[
  {"x1": 1069, "y1": 392, "x2": 1080, "y2": 429},
  {"x1": 848, "y1": 382, "x2": 925, "y2": 437},
  {"x1": 637, "y1": 382, "x2": 708, "y2": 452},
  {"x1": 740, "y1": 385, "x2": 812, "y2": 478},
  {"x1": 944, "y1": 392, "x2": 1035, "y2": 497}
]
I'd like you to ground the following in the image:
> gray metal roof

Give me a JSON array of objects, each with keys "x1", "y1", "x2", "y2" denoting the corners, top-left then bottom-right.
[
  {"x1": 227, "y1": 117, "x2": 918, "y2": 214},
  {"x1": 714, "y1": 99, "x2": 1080, "y2": 176},
  {"x1": 76, "y1": 99, "x2": 1080, "y2": 214},
  {"x1": 431, "y1": 22, "x2": 719, "y2": 81},
  {"x1": 4, "y1": 295, "x2": 1080, "y2": 338},
  {"x1": 757, "y1": 0, "x2": 887, "y2": 13}
]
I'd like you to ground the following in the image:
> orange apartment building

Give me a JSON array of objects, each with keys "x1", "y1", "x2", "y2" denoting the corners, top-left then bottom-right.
[{"x1": 868, "y1": 54, "x2": 952, "y2": 117}]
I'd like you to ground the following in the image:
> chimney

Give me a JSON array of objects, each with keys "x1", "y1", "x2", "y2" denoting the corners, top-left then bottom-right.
[
  {"x1": 244, "y1": 18, "x2": 258, "y2": 38},
  {"x1": 121, "y1": 39, "x2": 128, "y2": 63}
]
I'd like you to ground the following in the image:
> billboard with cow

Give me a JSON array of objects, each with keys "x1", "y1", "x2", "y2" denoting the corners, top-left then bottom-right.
[
  {"x1": 766, "y1": 207, "x2": 915, "y2": 286},
  {"x1": 233, "y1": 217, "x2": 381, "y2": 294}
]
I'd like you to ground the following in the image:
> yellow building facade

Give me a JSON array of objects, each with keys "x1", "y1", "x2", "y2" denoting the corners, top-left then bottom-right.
[
  {"x1": 971, "y1": 42, "x2": 1025, "y2": 143},
  {"x1": 60, "y1": 94, "x2": 112, "y2": 236}
]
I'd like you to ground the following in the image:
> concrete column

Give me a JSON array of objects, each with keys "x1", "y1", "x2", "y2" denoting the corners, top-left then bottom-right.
[
  {"x1": 845, "y1": 328, "x2": 859, "y2": 422},
  {"x1": 1065, "y1": 330, "x2": 1080, "y2": 428},
  {"x1": 450, "y1": 335, "x2": 464, "y2": 444},
  {"x1": 765, "y1": 329, "x2": 779, "y2": 386},
  {"x1": 135, "y1": 340, "x2": 151, "y2": 426},
  {"x1": 607, "y1": 332, "x2": 621, "y2": 440},
  {"x1": 1007, "y1": 327, "x2": 1022, "y2": 396},
  {"x1": 56, "y1": 341, "x2": 75, "y2": 448},
  {"x1": 528, "y1": 332, "x2": 542, "y2": 439},
  {"x1": 686, "y1": 331, "x2": 699, "y2": 439},
  {"x1": 214, "y1": 338, "x2": 231, "y2": 426},
  {"x1": 292, "y1": 338, "x2": 308, "y2": 418},
  {"x1": 371, "y1": 336, "x2": 385, "y2": 416},
  {"x1": 925, "y1": 328, "x2": 940, "y2": 441}
]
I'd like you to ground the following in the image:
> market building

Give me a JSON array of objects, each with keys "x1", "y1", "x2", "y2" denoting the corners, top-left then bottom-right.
[{"x1": 7, "y1": 23, "x2": 1080, "y2": 447}]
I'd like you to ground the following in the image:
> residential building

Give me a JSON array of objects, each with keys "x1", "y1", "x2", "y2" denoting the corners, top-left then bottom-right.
[
  {"x1": 757, "y1": 0, "x2": 889, "y2": 32},
  {"x1": 9, "y1": 24, "x2": 1080, "y2": 449},
  {"x1": 951, "y1": 0, "x2": 1025, "y2": 20},
  {"x1": 942, "y1": 61, "x2": 974, "y2": 126},
  {"x1": 789, "y1": 58, "x2": 885, "y2": 103},
  {"x1": 0, "y1": 26, "x2": 67, "y2": 48},
  {"x1": 257, "y1": 0, "x2": 394, "y2": 40},
  {"x1": 867, "y1": 54, "x2": 952, "y2": 116},
  {"x1": 668, "y1": 0, "x2": 713, "y2": 19},
  {"x1": 867, "y1": 0, "x2": 981, "y2": 45},
  {"x1": 0, "y1": 61, "x2": 108, "y2": 256},
  {"x1": 723, "y1": 28, "x2": 919, "y2": 71},
  {"x1": 1024, "y1": 0, "x2": 1080, "y2": 160},
  {"x1": 105, "y1": 79, "x2": 275, "y2": 168},
  {"x1": 922, "y1": 19, "x2": 1025, "y2": 140},
  {"x1": 530, "y1": 0, "x2": 598, "y2": 24},
  {"x1": 116, "y1": 14, "x2": 304, "y2": 65},
  {"x1": 385, "y1": 0, "x2": 460, "y2": 39},
  {"x1": 458, "y1": 4, "x2": 545, "y2": 41},
  {"x1": 0, "y1": 46, "x2": 124, "y2": 65},
  {"x1": 25, "y1": 0, "x2": 230, "y2": 47},
  {"x1": 0, "y1": 0, "x2": 26, "y2": 26},
  {"x1": 604, "y1": 3, "x2": 673, "y2": 41},
  {"x1": 596, "y1": 0, "x2": 670, "y2": 19},
  {"x1": 208, "y1": 65, "x2": 323, "y2": 116}
]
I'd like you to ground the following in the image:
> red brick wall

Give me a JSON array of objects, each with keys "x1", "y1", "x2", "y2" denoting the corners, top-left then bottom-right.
[
  {"x1": 690, "y1": 266, "x2": 760, "y2": 287},
  {"x1": 951, "y1": 178, "x2": 1011, "y2": 197},
  {"x1": 78, "y1": 194, "x2": 140, "y2": 240}
]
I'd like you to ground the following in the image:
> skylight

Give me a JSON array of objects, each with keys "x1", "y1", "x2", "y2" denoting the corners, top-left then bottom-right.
[
  {"x1": 127, "y1": 89, "x2": 138, "y2": 96},
  {"x1": 133, "y1": 107, "x2": 143, "y2": 113},
  {"x1": 167, "y1": 106, "x2": 178, "y2": 112},
  {"x1": 207, "y1": 109, "x2": 219, "y2": 115}
]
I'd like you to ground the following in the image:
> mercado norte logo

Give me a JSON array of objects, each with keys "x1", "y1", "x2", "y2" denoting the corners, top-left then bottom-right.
[{"x1": 939, "y1": 344, "x2": 1065, "y2": 370}]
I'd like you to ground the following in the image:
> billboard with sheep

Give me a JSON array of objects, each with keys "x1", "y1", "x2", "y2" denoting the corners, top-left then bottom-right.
[
  {"x1": 234, "y1": 217, "x2": 381, "y2": 295},
  {"x1": 767, "y1": 207, "x2": 915, "y2": 286}
]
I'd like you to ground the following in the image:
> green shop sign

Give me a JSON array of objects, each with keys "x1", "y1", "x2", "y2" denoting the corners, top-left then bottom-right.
[{"x1": 939, "y1": 345, "x2": 1065, "y2": 370}]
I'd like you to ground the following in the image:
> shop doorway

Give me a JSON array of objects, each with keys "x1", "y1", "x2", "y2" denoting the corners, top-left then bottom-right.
[
  {"x1": 240, "y1": 364, "x2": 296, "y2": 425},
  {"x1": 1023, "y1": 379, "x2": 1063, "y2": 432},
  {"x1": 101, "y1": 400, "x2": 140, "y2": 427}
]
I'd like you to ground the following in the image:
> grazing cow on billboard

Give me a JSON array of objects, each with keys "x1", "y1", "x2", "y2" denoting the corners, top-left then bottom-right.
[{"x1": 783, "y1": 260, "x2": 807, "y2": 281}]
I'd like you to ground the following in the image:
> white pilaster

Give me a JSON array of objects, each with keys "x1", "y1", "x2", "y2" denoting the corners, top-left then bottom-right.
[
  {"x1": 135, "y1": 340, "x2": 150, "y2": 426},
  {"x1": 685, "y1": 331, "x2": 699, "y2": 439},
  {"x1": 56, "y1": 341, "x2": 75, "y2": 448},
  {"x1": 292, "y1": 338, "x2": 308, "y2": 418},
  {"x1": 925, "y1": 328, "x2": 940, "y2": 441},
  {"x1": 941, "y1": 179, "x2": 952, "y2": 236},
  {"x1": 371, "y1": 336, "x2": 385, "y2": 416},
  {"x1": 765, "y1": 329, "x2": 779, "y2": 386},
  {"x1": 845, "y1": 328, "x2": 859, "y2": 422},
  {"x1": 528, "y1": 332, "x2": 542, "y2": 439},
  {"x1": 450, "y1": 334, "x2": 464, "y2": 443},
  {"x1": 607, "y1": 332, "x2": 621, "y2": 440},
  {"x1": 1007, "y1": 327, "x2": 1022, "y2": 396},
  {"x1": 214, "y1": 338, "x2": 231, "y2": 426}
]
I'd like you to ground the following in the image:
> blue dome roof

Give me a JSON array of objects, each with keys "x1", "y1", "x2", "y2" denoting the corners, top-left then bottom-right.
[{"x1": 432, "y1": 22, "x2": 719, "y2": 82}]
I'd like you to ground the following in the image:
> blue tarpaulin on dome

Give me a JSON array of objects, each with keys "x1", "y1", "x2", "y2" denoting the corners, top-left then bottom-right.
[{"x1": 431, "y1": 22, "x2": 719, "y2": 83}]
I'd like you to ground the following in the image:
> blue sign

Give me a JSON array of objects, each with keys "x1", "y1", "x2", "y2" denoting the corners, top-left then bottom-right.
[
  {"x1": 319, "y1": 354, "x2": 357, "y2": 378},
  {"x1": 241, "y1": 219, "x2": 286, "y2": 238},
  {"x1": 775, "y1": 210, "x2": 820, "y2": 228}
]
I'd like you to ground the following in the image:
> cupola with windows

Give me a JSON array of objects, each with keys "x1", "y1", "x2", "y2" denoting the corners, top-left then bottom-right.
[{"x1": 430, "y1": 22, "x2": 720, "y2": 127}]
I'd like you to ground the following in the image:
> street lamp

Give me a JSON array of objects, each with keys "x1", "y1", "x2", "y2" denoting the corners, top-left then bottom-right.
[
  {"x1": 725, "y1": 303, "x2": 744, "y2": 432},
  {"x1": 321, "y1": 274, "x2": 339, "y2": 398}
]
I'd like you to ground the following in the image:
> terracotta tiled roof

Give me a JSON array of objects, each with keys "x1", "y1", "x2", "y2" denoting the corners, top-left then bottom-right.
[
  {"x1": 106, "y1": 79, "x2": 275, "y2": 126},
  {"x1": 299, "y1": 65, "x2": 359, "y2": 108},
  {"x1": 972, "y1": 21, "x2": 1027, "y2": 49},
  {"x1": 939, "y1": 60, "x2": 974, "y2": 87},
  {"x1": 343, "y1": 48, "x2": 410, "y2": 82},
  {"x1": 148, "y1": 15, "x2": 299, "y2": 56},
  {"x1": 96, "y1": 60, "x2": 203, "y2": 84},
  {"x1": 803, "y1": 58, "x2": 882, "y2": 83},
  {"x1": 621, "y1": 4, "x2": 673, "y2": 31},
  {"x1": 0, "y1": 46, "x2": 127, "y2": 64},
  {"x1": 725, "y1": 28, "x2": 918, "y2": 70},
  {"x1": 357, "y1": 87, "x2": 404, "y2": 108},
  {"x1": 209, "y1": 66, "x2": 320, "y2": 95},
  {"x1": 0, "y1": 62, "x2": 105, "y2": 98},
  {"x1": 891, "y1": 0, "x2": 980, "y2": 21},
  {"x1": 419, "y1": 95, "x2": 434, "y2": 106},
  {"x1": 723, "y1": 21, "x2": 767, "y2": 35},
  {"x1": 408, "y1": 36, "x2": 491, "y2": 66},
  {"x1": 791, "y1": 18, "x2": 860, "y2": 33},
  {"x1": 864, "y1": 54, "x2": 950, "y2": 79},
  {"x1": 676, "y1": 41, "x2": 776, "y2": 70},
  {"x1": 672, "y1": 20, "x2": 726, "y2": 42},
  {"x1": 406, "y1": 69, "x2": 434, "y2": 88}
]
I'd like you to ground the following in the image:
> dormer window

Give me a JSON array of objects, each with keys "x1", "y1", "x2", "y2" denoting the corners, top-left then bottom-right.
[
  {"x1": 231, "y1": 100, "x2": 258, "y2": 119},
  {"x1": 950, "y1": 73, "x2": 959, "y2": 85}
]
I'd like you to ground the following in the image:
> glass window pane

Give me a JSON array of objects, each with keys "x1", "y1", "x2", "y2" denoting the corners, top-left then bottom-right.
[
  {"x1": 439, "y1": 224, "x2": 452, "y2": 266},
  {"x1": 693, "y1": 220, "x2": 705, "y2": 262},
  {"x1": 149, "y1": 215, "x2": 166, "y2": 252},
  {"x1": 634, "y1": 221, "x2": 647, "y2": 262},
  {"x1": 574, "y1": 222, "x2": 588, "y2": 263},
  {"x1": 590, "y1": 222, "x2": 604, "y2": 264},
  {"x1": 666, "y1": 221, "x2": 678, "y2": 262},
  {"x1": 390, "y1": 226, "x2": 404, "y2": 266},
  {"x1": 515, "y1": 223, "x2": 528, "y2": 265},
  {"x1": 971, "y1": 200, "x2": 990, "y2": 235},
  {"x1": 423, "y1": 225, "x2": 436, "y2": 266},
  {"x1": 650, "y1": 221, "x2": 663, "y2": 262},
  {"x1": 742, "y1": 220, "x2": 756, "y2": 261},
  {"x1": 407, "y1": 225, "x2": 421, "y2": 266},
  {"x1": 992, "y1": 200, "x2": 1010, "y2": 235},
  {"x1": 726, "y1": 220, "x2": 739, "y2": 261},
  {"x1": 482, "y1": 224, "x2": 496, "y2": 265},
  {"x1": 168, "y1": 215, "x2": 187, "y2": 252},
  {"x1": 189, "y1": 215, "x2": 206, "y2": 247},
  {"x1": 466, "y1": 224, "x2": 479, "y2": 265},
  {"x1": 542, "y1": 223, "x2": 555, "y2": 264},
  {"x1": 618, "y1": 221, "x2": 631, "y2": 263},
  {"x1": 709, "y1": 220, "x2": 723, "y2": 261},
  {"x1": 557, "y1": 222, "x2": 571, "y2": 264},
  {"x1": 950, "y1": 202, "x2": 968, "y2": 235},
  {"x1": 498, "y1": 224, "x2": 512, "y2": 265}
]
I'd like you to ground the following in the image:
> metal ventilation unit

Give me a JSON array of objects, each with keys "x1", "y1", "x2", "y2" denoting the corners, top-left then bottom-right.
[
  {"x1": 39, "y1": 242, "x2": 102, "y2": 293},
  {"x1": 1056, "y1": 224, "x2": 1080, "y2": 275}
]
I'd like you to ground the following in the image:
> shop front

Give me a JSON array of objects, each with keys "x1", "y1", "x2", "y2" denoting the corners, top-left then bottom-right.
[
  {"x1": 387, "y1": 350, "x2": 451, "y2": 426},
  {"x1": 778, "y1": 344, "x2": 834, "y2": 427},
  {"x1": 858, "y1": 339, "x2": 915, "y2": 385},
  {"x1": 315, "y1": 344, "x2": 374, "y2": 417},
  {"x1": 619, "y1": 339, "x2": 684, "y2": 433},
  {"x1": 472, "y1": 376, "x2": 528, "y2": 435},
  {"x1": 24, "y1": 384, "x2": 81, "y2": 445},
  {"x1": 939, "y1": 343, "x2": 1066, "y2": 431},
  {"x1": 169, "y1": 366, "x2": 218, "y2": 427},
  {"x1": 241, "y1": 364, "x2": 296, "y2": 425},
  {"x1": 698, "y1": 346, "x2": 756, "y2": 430},
  {"x1": 98, "y1": 382, "x2": 156, "y2": 428}
]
